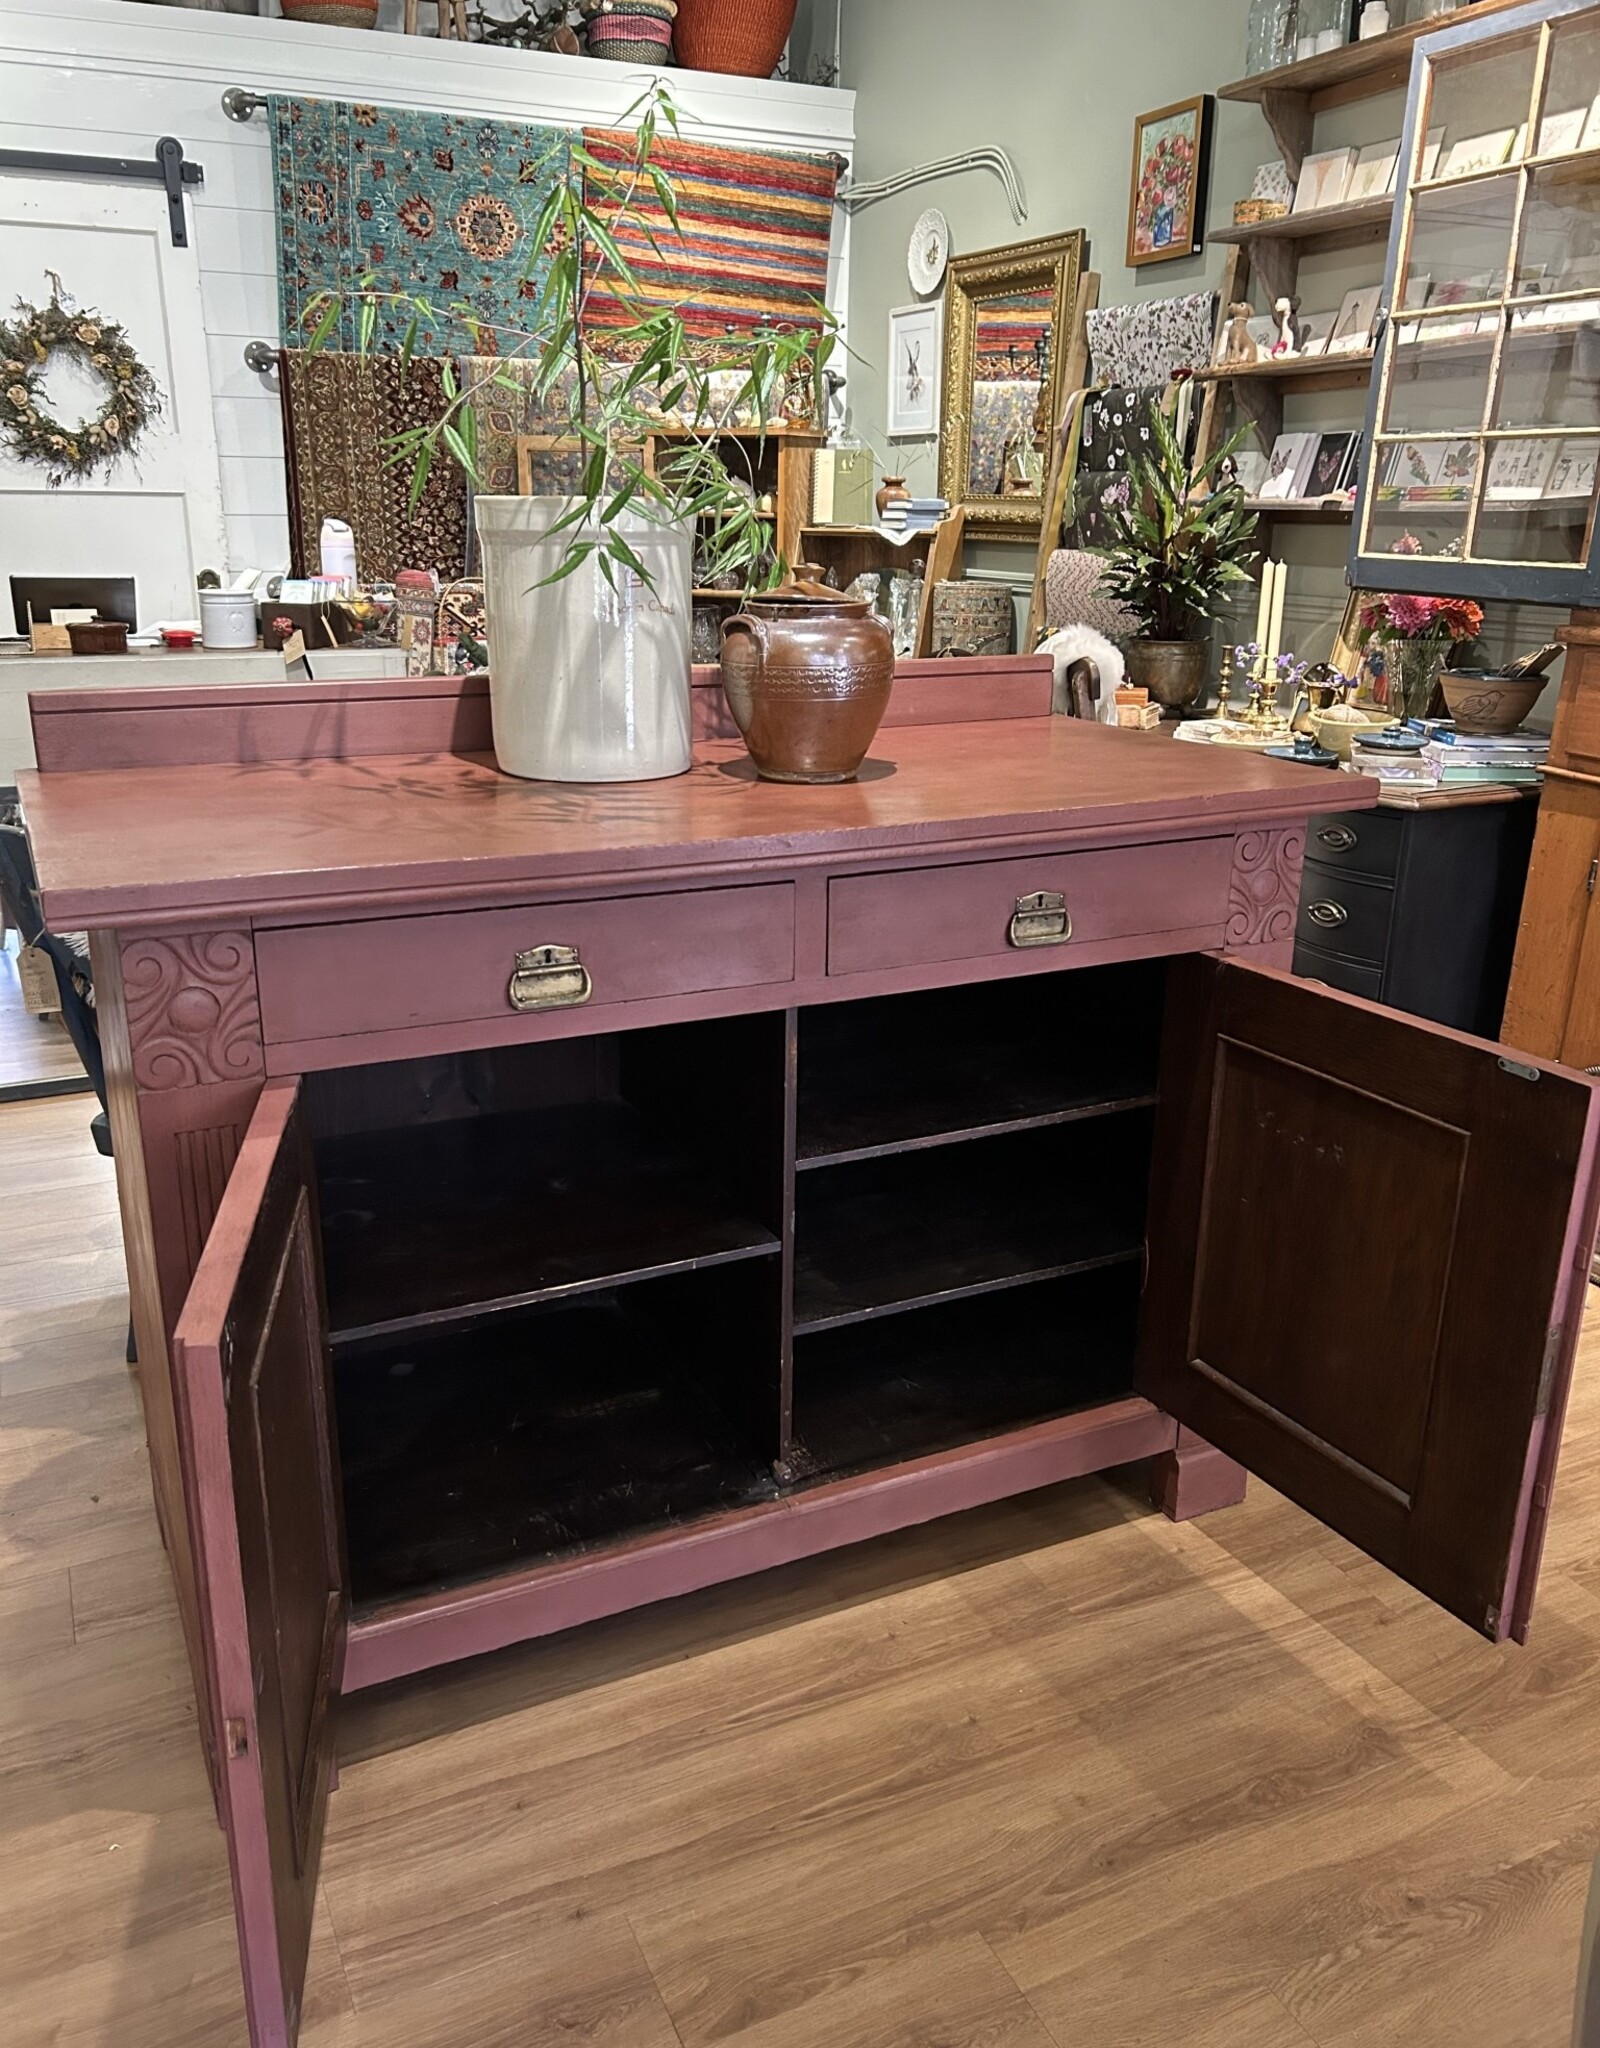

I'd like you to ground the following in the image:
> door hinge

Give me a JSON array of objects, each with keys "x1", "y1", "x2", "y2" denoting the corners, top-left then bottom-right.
[
  {"x1": 1497, "y1": 1056, "x2": 1541, "y2": 1082},
  {"x1": 224, "y1": 1717, "x2": 249, "y2": 1759},
  {"x1": 1588, "y1": 857, "x2": 1599, "y2": 897},
  {"x1": 1536, "y1": 1322, "x2": 1564, "y2": 1416}
]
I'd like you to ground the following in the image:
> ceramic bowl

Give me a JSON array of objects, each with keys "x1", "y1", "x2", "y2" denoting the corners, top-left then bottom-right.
[
  {"x1": 1439, "y1": 669, "x2": 1545, "y2": 736},
  {"x1": 1310, "y1": 707, "x2": 1394, "y2": 760}
]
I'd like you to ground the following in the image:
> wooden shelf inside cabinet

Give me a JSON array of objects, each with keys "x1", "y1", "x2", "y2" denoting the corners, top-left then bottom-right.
[
  {"x1": 1210, "y1": 196, "x2": 1394, "y2": 250},
  {"x1": 787, "y1": 1267, "x2": 1142, "y2": 1485},
  {"x1": 792, "y1": 1116, "x2": 1153, "y2": 1336},
  {"x1": 1217, "y1": 0, "x2": 1533, "y2": 174},
  {"x1": 336, "y1": 1286, "x2": 782, "y2": 1608},
  {"x1": 318, "y1": 1102, "x2": 780, "y2": 1345}
]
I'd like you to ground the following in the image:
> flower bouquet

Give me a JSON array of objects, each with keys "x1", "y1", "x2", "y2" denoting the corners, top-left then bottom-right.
[{"x1": 1355, "y1": 592, "x2": 1484, "y2": 722}]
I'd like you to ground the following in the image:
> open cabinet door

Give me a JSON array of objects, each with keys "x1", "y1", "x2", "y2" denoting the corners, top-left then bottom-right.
[
  {"x1": 172, "y1": 1080, "x2": 345, "y2": 2048},
  {"x1": 1136, "y1": 958, "x2": 1600, "y2": 1643}
]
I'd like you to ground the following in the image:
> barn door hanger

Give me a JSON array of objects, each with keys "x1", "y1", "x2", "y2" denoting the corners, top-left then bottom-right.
[{"x1": 0, "y1": 138, "x2": 202, "y2": 248}]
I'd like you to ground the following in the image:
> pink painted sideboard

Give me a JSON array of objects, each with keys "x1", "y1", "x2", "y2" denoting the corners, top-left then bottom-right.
[{"x1": 19, "y1": 663, "x2": 1600, "y2": 2048}]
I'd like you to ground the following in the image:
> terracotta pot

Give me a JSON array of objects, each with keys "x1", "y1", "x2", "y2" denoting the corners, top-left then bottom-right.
[
  {"x1": 875, "y1": 476, "x2": 911, "y2": 519},
  {"x1": 279, "y1": 0, "x2": 379, "y2": 22},
  {"x1": 1439, "y1": 669, "x2": 1545, "y2": 736},
  {"x1": 1123, "y1": 638, "x2": 1208, "y2": 715},
  {"x1": 674, "y1": 0, "x2": 796, "y2": 75},
  {"x1": 720, "y1": 593, "x2": 894, "y2": 783}
]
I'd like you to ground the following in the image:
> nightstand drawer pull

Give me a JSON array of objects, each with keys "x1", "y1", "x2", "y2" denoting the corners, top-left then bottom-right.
[
  {"x1": 1009, "y1": 890, "x2": 1072, "y2": 947},
  {"x1": 1317, "y1": 825, "x2": 1359, "y2": 853},
  {"x1": 1307, "y1": 900, "x2": 1349, "y2": 930},
  {"x1": 509, "y1": 944, "x2": 593, "y2": 1011}
]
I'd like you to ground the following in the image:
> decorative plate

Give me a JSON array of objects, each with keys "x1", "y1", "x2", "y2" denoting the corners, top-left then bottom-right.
[{"x1": 908, "y1": 209, "x2": 951, "y2": 296}]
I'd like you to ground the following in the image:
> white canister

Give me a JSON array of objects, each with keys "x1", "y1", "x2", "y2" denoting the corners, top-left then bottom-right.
[
  {"x1": 1360, "y1": 2, "x2": 1390, "y2": 36},
  {"x1": 199, "y1": 588, "x2": 258, "y2": 649},
  {"x1": 475, "y1": 496, "x2": 693, "y2": 782}
]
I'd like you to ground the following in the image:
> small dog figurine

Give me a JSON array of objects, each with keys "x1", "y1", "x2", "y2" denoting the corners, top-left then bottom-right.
[
  {"x1": 1272, "y1": 296, "x2": 1302, "y2": 358},
  {"x1": 1222, "y1": 302, "x2": 1258, "y2": 365}
]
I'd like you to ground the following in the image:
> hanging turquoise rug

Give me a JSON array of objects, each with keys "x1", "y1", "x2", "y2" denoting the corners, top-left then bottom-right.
[{"x1": 270, "y1": 96, "x2": 569, "y2": 355}]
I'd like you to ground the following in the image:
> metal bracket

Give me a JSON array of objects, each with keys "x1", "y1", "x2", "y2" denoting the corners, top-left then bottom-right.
[
  {"x1": 0, "y1": 138, "x2": 202, "y2": 247},
  {"x1": 222, "y1": 87, "x2": 266, "y2": 124},
  {"x1": 836, "y1": 147, "x2": 1028, "y2": 226},
  {"x1": 243, "y1": 341, "x2": 278, "y2": 375}
]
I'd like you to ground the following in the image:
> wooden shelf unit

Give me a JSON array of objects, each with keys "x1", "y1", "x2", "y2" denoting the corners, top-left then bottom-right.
[
  {"x1": 1217, "y1": 0, "x2": 1534, "y2": 174},
  {"x1": 643, "y1": 423, "x2": 824, "y2": 576}
]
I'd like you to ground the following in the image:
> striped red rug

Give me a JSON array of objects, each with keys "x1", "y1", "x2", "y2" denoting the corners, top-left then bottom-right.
[{"x1": 581, "y1": 129, "x2": 837, "y2": 342}]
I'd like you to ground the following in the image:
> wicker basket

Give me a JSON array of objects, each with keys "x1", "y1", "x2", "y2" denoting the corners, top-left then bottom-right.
[
  {"x1": 279, "y1": 0, "x2": 379, "y2": 24},
  {"x1": 587, "y1": 2, "x2": 675, "y2": 59},
  {"x1": 673, "y1": 0, "x2": 796, "y2": 75}
]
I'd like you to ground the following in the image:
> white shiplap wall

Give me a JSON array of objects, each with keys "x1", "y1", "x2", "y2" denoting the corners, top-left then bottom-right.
[{"x1": 0, "y1": 0, "x2": 855, "y2": 574}]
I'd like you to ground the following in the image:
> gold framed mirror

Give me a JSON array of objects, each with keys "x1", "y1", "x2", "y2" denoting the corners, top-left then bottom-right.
[{"x1": 937, "y1": 232, "x2": 1085, "y2": 540}]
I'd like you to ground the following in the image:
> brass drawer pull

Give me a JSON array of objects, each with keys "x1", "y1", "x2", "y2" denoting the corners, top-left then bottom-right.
[
  {"x1": 1009, "y1": 890, "x2": 1072, "y2": 948},
  {"x1": 1307, "y1": 900, "x2": 1349, "y2": 930},
  {"x1": 509, "y1": 944, "x2": 592, "y2": 1012},
  {"x1": 1317, "y1": 824, "x2": 1358, "y2": 853}
]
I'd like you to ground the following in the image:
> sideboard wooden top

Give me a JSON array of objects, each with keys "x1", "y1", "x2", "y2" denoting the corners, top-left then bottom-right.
[{"x1": 21, "y1": 717, "x2": 1370, "y2": 928}]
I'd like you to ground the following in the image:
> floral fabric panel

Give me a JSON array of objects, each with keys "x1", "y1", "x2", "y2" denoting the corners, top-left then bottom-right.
[
  {"x1": 1085, "y1": 292, "x2": 1215, "y2": 389},
  {"x1": 279, "y1": 349, "x2": 468, "y2": 581},
  {"x1": 581, "y1": 129, "x2": 838, "y2": 342},
  {"x1": 271, "y1": 96, "x2": 569, "y2": 355},
  {"x1": 1066, "y1": 384, "x2": 1167, "y2": 551}
]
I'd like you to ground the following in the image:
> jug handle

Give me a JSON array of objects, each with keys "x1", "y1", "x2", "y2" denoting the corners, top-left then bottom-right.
[{"x1": 719, "y1": 612, "x2": 769, "y2": 736}]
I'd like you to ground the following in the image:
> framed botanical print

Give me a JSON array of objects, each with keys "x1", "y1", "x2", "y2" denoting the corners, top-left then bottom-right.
[
  {"x1": 886, "y1": 301, "x2": 943, "y2": 438},
  {"x1": 1127, "y1": 95, "x2": 1213, "y2": 268}
]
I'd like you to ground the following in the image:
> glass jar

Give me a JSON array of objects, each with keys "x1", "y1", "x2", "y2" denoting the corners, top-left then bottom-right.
[
  {"x1": 1247, "y1": 0, "x2": 1294, "y2": 73},
  {"x1": 1295, "y1": 0, "x2": 1347, "y2": 59}
]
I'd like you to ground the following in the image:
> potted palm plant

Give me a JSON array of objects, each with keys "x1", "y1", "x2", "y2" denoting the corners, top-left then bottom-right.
[
  {"x1": 307, "y1": 84, "x2": 833, "y2": 781},
  {"x1": 1092, "y1": 409, "x2": 1259, "y2": 715}
]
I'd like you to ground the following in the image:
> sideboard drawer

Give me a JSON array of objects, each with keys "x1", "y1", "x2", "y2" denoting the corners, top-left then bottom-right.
[
  {"x1": 826, "y1": 837, "x2": 1233, "y2": 979},
  {"x1": 1305, "y1": 809, "x2": 1405, "y2": 881},
  {"x1": 257, "y1": 883, "x2": 796, "y2": 1046}
]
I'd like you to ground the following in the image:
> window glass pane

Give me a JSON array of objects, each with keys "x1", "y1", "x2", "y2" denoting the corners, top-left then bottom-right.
[
  {"x1": 1492, "y1": 303, "x2": 1600, "y2": 428},
  {"x1": 1363, "y1": 491, "x2": 1471, "y2": 562},
  {"x1": 1383, "y1": 315, "x2": 1494, "y2": 434},
  {"x1": 1401, "y1": 176, "x2": 1517, "y2": 311},
  {"x1": 1417, "y1": 37, "x2": 1539, "y2": 185},
  {"x1": 1517, "y1": 160, "x2": 1600, "y2": 293},
  {"x1": 1476, "y1": 434, "x2": 1598, "y2": 564},
  {"x1": 1536, "y1": 20, "x2": 1600, "y2": 158}
]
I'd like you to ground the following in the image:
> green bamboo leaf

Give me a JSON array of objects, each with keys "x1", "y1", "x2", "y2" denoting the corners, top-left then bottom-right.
[
  {"x1": 357, "y1": 297, "x2": 377, "y2": 357},
  {"x1": 398, "y1": 315, "x2": 419, "y2": 371},
  {"x1": 406, "y1": 437, "x2": 434, "y2": 512}
]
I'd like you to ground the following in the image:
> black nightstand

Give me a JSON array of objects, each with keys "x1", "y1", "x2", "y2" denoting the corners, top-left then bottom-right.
[{"x1": 1293, "y1": 794, "x2": 1538, "y2": 1038}]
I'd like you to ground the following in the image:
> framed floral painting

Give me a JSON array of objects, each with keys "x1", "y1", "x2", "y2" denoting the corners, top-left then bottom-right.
[{"x1": 1127, "y1": 95, "x2": 1213, "y2": 269}]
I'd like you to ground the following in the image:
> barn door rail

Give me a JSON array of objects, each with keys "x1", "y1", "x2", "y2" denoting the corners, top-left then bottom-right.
[{"x1": 0, "y1": 139, "x2": 202, "y2": 248}]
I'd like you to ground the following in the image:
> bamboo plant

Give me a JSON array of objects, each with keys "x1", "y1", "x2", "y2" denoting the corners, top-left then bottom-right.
[{"x1": 303, "y1": 81, "x2": 836, "y2": 595}]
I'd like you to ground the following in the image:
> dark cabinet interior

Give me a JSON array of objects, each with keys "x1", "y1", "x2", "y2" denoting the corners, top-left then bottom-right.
[{"x1": 305, "y1": 961, "x2": 1170, "y2": 1614}]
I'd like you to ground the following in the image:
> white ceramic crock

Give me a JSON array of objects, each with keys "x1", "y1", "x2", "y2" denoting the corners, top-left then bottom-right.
[{"x1": 474, "y1": 496, "x2": 694, "y2": 783}]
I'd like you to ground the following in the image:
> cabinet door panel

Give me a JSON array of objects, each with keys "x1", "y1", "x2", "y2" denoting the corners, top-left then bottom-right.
[
  {"x1": 1136, "y1": 957, "x2": 1600, "y2": 1641},
  {"x1": 173, "y1": 1079, "x2": 344, "y2": 2048}
]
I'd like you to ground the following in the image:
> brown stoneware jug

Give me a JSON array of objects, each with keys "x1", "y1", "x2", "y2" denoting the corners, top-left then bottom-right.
[{"x1": 720, "y1": 588, "x2": 895, "y2": 784}]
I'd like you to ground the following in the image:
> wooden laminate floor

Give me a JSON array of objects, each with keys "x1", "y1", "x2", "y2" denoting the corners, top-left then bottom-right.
[
  {"x1": 0, "y1": 933, "x2": 87, "y2": 1092},
  {"x1": 4, "y1": 1086, "x2": 1599, "y2": 2047}
]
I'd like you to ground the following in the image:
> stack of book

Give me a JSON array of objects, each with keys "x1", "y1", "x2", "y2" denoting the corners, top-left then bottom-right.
[
  {"x1": 881, "y1": 494, "x2": 949, "y2": 535},
  {"x1": 1421, "y1": 728, "x2": 1550, "y2": 787}
]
